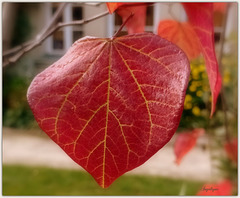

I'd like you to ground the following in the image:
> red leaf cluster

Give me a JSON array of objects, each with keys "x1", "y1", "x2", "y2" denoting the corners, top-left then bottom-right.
[
  {"x1": 27, "y1": 2, "x2": 228, "y2": 188},
  {"x1": 107, "y1": 2, "x2": 222, "y2": 116}
]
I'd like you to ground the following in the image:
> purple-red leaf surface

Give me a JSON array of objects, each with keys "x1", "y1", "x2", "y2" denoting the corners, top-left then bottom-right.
[
  {"x1": 183, "y1": 3, "x2": 222, "y2": 117},
  {"x1": 27, "y1": 33, "x2": 190, "y2": 188}
]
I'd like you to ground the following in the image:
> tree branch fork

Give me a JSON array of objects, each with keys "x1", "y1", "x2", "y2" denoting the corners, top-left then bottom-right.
[{"x1": 3, "y1": 3, "x2": 109, "y2": 67}]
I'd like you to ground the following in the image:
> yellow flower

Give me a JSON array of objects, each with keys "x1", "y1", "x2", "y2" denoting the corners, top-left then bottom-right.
[
  {"x1": 192, "y1": 106, "x2": 201, "y2": 116},
  {"x1": 192, "y1": 68, "x2": 199, "y2": 80},
  {"x1": 203, "y1": 85, "x2": 209, "y2": 91},
  {"x1": 198, "y1": 64, "x2": 206, "y2": 72},
  {"x1": 209, "y1": 96, "x2": 212, "y2": 102},
  {"x1": 223, "y1": 70, "x2": 230, "y2": 85},
  {"x1": 201, "y1": 72, "x2": 208, "y2": 79},
  {"x1": 189, "y1": 85, "x2": 197, "y2": 92},
  {"x1": 193, "y1": 81, "x2": 202, "y2": 87},
  {"x1": 196, "y1": 90, "x2": 203, "y2": 97},
  {"x1": 185, "y1": 94, "x2": 192, "y2": 103},
  {"x1": 184, "y1": 102, "x2": 192, "y2": 110},
  {"x1": 190, "y1": 64, "x2": 194, "y2": 70}
]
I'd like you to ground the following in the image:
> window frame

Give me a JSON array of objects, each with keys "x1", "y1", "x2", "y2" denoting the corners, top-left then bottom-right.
[{"x1": 45, "y1": 3, "x2": 83, "y2": 55}]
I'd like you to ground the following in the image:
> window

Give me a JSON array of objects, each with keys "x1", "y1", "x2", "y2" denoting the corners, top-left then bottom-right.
[
  {"x1": 72, "y1": 4, "x2": 83, "y2": 42},
  {"x1": 72, "y1": 6, "x2": 82, "y2": 20},
  {"x1": 73, "y1": 31, "x2": 83, "y2": 42},
  {"x1": 52, "y1": 31, "x2": 64, "y2": 50},
  {"x1": 51, "y1": 3, "x2": 64, "y2": 51},
  {"x1": 52, "y1": 3, "x2": 63, "y2": 23},
  {"x1": 46, "y1": 3, "x2": 84, "y2": 54},
  {"x1": 146, "y1": 5, "x2": 154, "y2": 26}
]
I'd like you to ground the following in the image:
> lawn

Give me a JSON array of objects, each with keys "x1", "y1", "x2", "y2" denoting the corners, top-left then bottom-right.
[{"x1": 2, "y1": 165, "x2": 204, "y2": 196}]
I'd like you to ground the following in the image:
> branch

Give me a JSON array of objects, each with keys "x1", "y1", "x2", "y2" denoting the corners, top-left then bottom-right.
[
  {"x1": 113, "y1": 12, "x2": 134, "y2": 38},
  {"x1": 56, "y1": 10, "x2": 109, "y2": 29},
  {"x1": 3, "y1": 3, "x2": 68, "y2": 57},
  {"x1": 3, "y1": 5, "x2": 109, "y2": 67}
]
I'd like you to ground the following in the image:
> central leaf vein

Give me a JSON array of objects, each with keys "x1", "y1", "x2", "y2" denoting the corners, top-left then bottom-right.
[
  {"x1": 54, "y1": 42, "x2": 107, "y2": 140},
  {"x1": 102, "y1": 43, "x2": 112, "y2": 187}
]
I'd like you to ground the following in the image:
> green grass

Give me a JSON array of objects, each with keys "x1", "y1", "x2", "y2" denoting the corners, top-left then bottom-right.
[{"x1": 2, "y1": 165, "x2": 203, "y2": 196}]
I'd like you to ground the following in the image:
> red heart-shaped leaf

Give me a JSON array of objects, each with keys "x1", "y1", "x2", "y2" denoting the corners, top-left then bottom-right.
[{"x1": 27, "y1": 33, "x2": 190, "y2": 188}]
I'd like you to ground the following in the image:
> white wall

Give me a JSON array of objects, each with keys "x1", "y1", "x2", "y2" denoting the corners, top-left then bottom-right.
[{"x1": 83, "y1": 3, "x2": 108, "y2": 38}]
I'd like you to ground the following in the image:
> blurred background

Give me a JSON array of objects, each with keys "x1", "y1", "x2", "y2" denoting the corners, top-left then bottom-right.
[{"x1": 2, "y1": 2, "x2": 238, "y2": 195}]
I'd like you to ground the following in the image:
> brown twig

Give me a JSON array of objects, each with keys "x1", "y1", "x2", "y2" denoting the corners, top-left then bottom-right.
[
  {"x1": 3, "y1": 40, "x2": 34, "y2": 57},
  {"x1": 3, "y1": 3, "x2": 68, "y2": 57},
  {"x1": 54, "y1": 10, "x2": 109, "y2": 29},
  {"x1": 113, "y1": 12, "x2": 134, "y2": 38},
  {"x1": 3, "y1": 5, "x2": 109, "y2": 67}
]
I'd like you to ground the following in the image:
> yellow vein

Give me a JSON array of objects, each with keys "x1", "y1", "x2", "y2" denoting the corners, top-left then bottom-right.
[
  {"x1": 85, "y1": 140, "x2": 105, "y2": 167},
  {"x1": 113, "y1": 44, "x2": 153, "y2": 145},
  {"x1": 102, "y1": 43, "x2": 111, "y2": 188},
  {"x1": 109, "y1": 87, "x2": 136, "y2": 112},
  {"x1": 110, "y1": 110, "x2": 130, "y2": 168},
  {"x1": 106, "y1": 147, "x2": 120, "y2": 173},
  {"x1": 54, "y1": 42, "x2": 107, "y2": 139},
  {"x1": 115, "y1": 40, "x2": 175, "y2": 75},
  {"x1": 115, "y1": 34, "x2": 154, "y2": 41},
  {"x1": 147, "y1": 100, "x2": 176, "y2": 108},
  {"x1": 73, "y1": 103, "x2": 107, "y2": 153}
]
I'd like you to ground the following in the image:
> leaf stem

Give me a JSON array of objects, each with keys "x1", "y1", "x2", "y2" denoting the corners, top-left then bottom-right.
[
  {"x1": 3, "y1": 3, "x2": 68, "y2": 57},
  {"x1": 113, "y1": 13, "x2": 134, "y2": 38}
]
